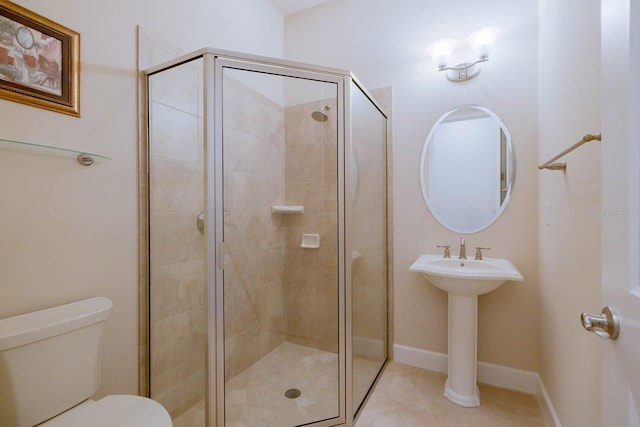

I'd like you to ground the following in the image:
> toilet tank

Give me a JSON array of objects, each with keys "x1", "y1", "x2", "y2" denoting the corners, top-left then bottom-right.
[{"x1": 0, "y1": 297, "x2": 113, "y2": 427}]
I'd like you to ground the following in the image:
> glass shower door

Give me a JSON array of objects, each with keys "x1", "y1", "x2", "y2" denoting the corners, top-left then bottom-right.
[
  {"x1": 147, "y1": 56, "x2": 207, "y2": 426},
  {"x1": 349, "y1": 83, "x2": 388, "y2": 415},
  {"x1": 218, "y1": 62, "x2": 343, "y2": 426}
]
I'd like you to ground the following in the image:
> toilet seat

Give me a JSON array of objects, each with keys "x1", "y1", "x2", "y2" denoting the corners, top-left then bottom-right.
[{"x1": 39, "y1": 395, "x2": 172, "y2": 427}]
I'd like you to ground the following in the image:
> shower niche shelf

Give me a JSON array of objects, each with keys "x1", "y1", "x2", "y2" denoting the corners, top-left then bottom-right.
[
  {"x1": 0, "y1": 138, "x2": 110, "y2": 166},
  {"x1": 271, "y1": 205, "x2": 304, "y2": 214},
  {"x1": 301, "y1": 234, "x2": 320, "y2": 248}
]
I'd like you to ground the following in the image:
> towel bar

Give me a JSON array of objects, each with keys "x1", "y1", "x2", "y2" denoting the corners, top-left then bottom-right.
[{"x1": 538, "y1": 133, "x2": 602, "y2": 171}]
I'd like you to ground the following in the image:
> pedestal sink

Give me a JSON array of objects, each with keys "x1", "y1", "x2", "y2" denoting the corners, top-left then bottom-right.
[{"x1": 409, "y1": 254, "x2": 523, "y2": 407}]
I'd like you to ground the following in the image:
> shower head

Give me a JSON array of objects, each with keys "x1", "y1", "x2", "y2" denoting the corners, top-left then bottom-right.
[{"x1": 311, "y1": 105, "x2": 330, "y2": 122}]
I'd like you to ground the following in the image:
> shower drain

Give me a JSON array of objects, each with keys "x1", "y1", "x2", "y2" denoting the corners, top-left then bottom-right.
[{"x1": 285, "y1": 388, "x2": 301, "y2": 399}]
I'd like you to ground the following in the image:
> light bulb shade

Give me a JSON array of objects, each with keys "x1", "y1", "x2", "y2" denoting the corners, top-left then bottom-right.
[
  {"x1": 427, "y1": 38, "x2": 456, "y2": 68},
  {"x1": 467, "y1": 26, "x2": 500, "y2": 59}
]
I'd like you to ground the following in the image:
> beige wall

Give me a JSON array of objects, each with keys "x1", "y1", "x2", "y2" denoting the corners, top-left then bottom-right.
[
  {"x1": 0, "y1": 0, "x2": 284, "y2": 398},
  {"x1": 285, "y1": 0, "x2": 540, "y2": 372},
  {"x1": 538, "y1": 0, "x2": 602, "y2": 425}
]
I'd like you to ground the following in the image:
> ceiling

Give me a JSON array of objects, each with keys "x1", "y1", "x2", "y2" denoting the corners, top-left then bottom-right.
[{"x1": 269, "y1": 0, "x2": 329, "y2": 16}]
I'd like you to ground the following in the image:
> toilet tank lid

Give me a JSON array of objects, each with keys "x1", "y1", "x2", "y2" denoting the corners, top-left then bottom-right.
[{"x1": 0, "y1": 297, "x2": 113, "y2": 352}]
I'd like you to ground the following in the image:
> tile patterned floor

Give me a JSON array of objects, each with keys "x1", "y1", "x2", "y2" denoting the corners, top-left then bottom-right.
[
  {"x1": 172, "y1": 348, "x2": 546, "y2": 426},
  {"x1": 355, "y1": 362, "x2": 546, "y2": 427}
]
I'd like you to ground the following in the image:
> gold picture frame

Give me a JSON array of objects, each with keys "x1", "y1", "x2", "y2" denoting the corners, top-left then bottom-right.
[{"x1": 0, "y1": 0, "x2": 80, "y2": 116}]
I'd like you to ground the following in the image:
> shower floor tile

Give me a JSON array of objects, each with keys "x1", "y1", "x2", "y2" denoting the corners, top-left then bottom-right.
[
  {"x1": 225, "y1": 341, "x2": 341, "y2": 427},
  {"x1": 171, "y1": 341, "x2": 383, "y2": 427}
]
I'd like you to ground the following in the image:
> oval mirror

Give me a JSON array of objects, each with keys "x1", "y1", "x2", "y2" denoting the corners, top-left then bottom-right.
[{"x1": 420, "y1": 105, "x2": 515, "y2": 233}]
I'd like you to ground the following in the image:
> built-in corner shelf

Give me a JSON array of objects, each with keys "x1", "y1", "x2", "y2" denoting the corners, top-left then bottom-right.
[
  {"x1": 271, "y1": 205, "x2": 304, "y2": 214},
  {"x1": 0, "y1": 138, "x2": 110, "y2": 166}
]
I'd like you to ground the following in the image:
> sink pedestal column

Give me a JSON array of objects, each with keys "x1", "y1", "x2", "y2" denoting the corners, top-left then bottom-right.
[{"x1": 444, "y1": 294, "x2": 480, "y2": 407}]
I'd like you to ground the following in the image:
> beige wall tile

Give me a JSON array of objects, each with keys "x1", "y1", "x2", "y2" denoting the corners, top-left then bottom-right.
[
  {"x1": 148, "y1": 55, "x2": 206, "y2": 418},
  {"x1": 149, "y1": 61, "x2": 200, "y2": 116},
  {"x1": 150, "y1": 157, "x2": 202, "y2": 213},
  {"x1": 222, "y1": 74, "x2": 287, "y2": 380},
  {"x1": 150, "y1": 260, "x2": 204, "y2": 322},
  {"x1": 150, "y1": 309, "x2": 205, "y2": 377},
  {"x1": 149, "y1": 102, "x2": 199, "y2": 164},
  {"x1": 150, "y1": 212, "x2": 203, "y2": 267},
  {"x1": 151, "y1": 353, "x2": 205, "y2": 417}
]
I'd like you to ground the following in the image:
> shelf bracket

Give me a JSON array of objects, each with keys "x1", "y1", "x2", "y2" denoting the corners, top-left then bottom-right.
[{"x1": 76, "y1": 154, "x2": 94, "y2": 166}]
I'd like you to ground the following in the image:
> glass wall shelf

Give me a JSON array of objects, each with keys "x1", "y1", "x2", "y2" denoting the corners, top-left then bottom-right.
[{"x1": 0, "y1": 138, "x2": 110, "y2": 166}]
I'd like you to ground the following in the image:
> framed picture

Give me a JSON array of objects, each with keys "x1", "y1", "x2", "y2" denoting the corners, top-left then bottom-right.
[{"x1": 0, "y1": 0, "x2": 79, "y2": 116}]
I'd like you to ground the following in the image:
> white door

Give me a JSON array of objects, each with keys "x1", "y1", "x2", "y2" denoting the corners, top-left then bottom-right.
[{"x1": 598, "y1": 0, "x2": 640, "y2": 424}]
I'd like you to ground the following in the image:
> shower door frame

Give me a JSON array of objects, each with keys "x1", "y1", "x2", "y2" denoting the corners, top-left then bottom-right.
[{"x1": 208, "y1": 52, "x2": 348, "y2": 427}]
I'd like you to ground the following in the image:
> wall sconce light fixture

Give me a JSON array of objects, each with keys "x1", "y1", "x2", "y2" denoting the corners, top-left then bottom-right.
[{"x1": 427, "y1": 27, "x2": 500, "y2": 82}]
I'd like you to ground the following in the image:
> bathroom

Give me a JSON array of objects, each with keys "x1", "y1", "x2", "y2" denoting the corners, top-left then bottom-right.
[{"x1": 0, "y1": 0, "x2": 632, "y2": 426}]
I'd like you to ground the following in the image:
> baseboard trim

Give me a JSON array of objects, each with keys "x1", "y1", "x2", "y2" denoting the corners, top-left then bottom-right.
[
  {"x1": 392, "y1": 344, "x2": 537, "y2": 394},
  {"x1": 392, "y1": 344, "x2": 561, "y2": 426},
  {"x1": 536, "y1": 375, "x2": 562, "y2": 427},
  {"x1": 393, "y1": 343, "x2": 447, "y2": 373}
]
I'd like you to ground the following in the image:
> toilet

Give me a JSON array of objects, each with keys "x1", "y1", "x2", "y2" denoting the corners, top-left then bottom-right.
[{"x1": 0, "y1": 297, "x2": 172, "y2": 427}]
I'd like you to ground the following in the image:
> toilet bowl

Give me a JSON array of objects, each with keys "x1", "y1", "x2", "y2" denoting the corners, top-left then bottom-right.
[
  {"x1": 0, "y1": 297, "x2": 172, "y2": 427},
  {"x1": 40, "y1": 395, "x2": 171, "y2": 427}
]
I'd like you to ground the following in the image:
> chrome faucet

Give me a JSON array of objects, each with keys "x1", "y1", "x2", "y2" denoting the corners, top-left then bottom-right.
[{"x1": 459, "y1": 237, "x2": 467, "y2": 259}]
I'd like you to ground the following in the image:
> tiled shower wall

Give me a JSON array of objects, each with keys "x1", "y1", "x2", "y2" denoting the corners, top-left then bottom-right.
[
  {"x1": 283, "y1": 101, "x2": 339, "y2": 353},
  {"x1": 223, "y1": 78, "x2": 341, "y2": 377},
  {"x1": 148, "y1": 58, "x2": 206, "y2": 418},
  {"x1": 222, "y1": 75, "x2": 288, "y2": 380}
]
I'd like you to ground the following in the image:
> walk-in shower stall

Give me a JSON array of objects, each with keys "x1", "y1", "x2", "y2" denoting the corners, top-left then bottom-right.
[{"x1": 142, "y1": 48, "x2": 389, "y2": 426}]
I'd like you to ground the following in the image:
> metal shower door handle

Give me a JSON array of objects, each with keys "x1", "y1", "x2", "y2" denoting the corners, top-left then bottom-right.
[
  {"x1": 197, "y1": 211, "x2": 205, "y2": 234},
  {"x1": 580, "y1": 306, "x2": 620, "y2": 340}
]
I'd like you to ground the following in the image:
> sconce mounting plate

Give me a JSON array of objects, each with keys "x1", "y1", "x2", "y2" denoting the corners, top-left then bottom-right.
[{"x1": 446, "y1": 63, "x2": 481, "y2": 82}]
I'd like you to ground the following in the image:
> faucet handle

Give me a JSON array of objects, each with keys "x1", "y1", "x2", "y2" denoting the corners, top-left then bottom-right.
[
  {"x1": 474, "y1": 247, "x2": 491, "y2": 260},
  {"x1": 436, "y1": 245, "x2": 451, "y2": 258}
]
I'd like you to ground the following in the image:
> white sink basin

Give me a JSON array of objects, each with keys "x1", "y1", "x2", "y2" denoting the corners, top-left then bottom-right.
[{"x1": 409, "y1": 254, "x2": 523, "y2": 296}]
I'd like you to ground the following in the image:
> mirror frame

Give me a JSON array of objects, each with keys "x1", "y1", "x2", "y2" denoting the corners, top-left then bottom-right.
[{"x1": 419, "y1": 105, "x2": 515, "y2": 234}]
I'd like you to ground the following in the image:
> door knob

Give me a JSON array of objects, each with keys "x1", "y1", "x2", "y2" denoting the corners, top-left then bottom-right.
[{"x1": 580, "y1": 306, "x2": 619, "y2": 340}]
